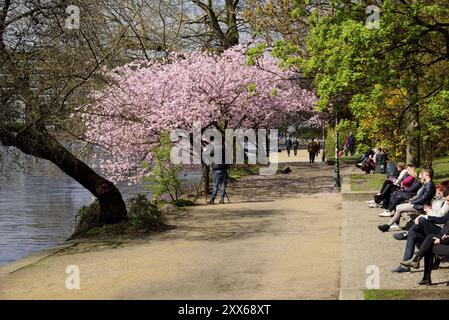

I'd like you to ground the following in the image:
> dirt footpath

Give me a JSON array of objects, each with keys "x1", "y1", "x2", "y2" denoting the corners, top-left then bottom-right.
[{"x1": 0, "y1": 162, "x2": 342, "y2": 300}]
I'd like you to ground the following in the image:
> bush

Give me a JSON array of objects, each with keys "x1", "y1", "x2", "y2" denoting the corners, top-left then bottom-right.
[
  {"x1": 71, "y1": 195, "x2": 167, "y2": 239},
  {"x1": 72, "y1": 200, "x2": 103, "y2": 238},
  {"x1": 127, "y1": 194, "x2": 167, "y2": 230},
  {"x1": 143, "y1": 133, "x2": 183, "y2": 202}
]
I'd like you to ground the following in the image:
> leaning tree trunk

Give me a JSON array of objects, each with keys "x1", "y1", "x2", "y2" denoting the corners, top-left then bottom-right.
[{"x1": 0, "y1": 125, "x2": 127, "y2": 224}]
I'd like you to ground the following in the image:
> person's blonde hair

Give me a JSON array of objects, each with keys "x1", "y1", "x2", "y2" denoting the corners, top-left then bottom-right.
[{"x1": 407, "y1": 165, "x2": 417, "y2": 177}]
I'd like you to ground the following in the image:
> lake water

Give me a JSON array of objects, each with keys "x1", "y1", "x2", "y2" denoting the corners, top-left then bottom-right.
[{"x1": 0, "y1": 153, "x2": 200, "y2": 266}]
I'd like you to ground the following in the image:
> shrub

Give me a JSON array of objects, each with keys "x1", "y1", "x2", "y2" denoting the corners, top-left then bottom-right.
[
  {"x1": 72, "y1": 200, "x2": 103, "y2": 238},
  {"x1": 127, "y1": 194, "x2": 167, "y2": 230},
  {"x1": 143, "y1": 133, "x2": 183, "y2": 202}
]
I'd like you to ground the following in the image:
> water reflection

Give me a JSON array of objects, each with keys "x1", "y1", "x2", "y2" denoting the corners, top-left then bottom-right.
[{"x1": 0, "y1": 152, "x2": 200, "y2": 266}]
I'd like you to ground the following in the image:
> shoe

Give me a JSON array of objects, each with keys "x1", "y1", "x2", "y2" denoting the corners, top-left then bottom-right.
[
  {"x1": 219, "y1": 199, "x2": 225, "y2": 204},
  {"x1": 378, "y1": 224, "x2": 390, "y2": 232},
  {"x1": 207, "y1": 199, "x2": 215, "y2": 205},
  {"x1": 432, "y1": 257, "x2": 441, "y2": 270},
  {"x1": 401, "y1": 256, "x2": 420, "y2": 269},
  {"x1": 378, "y1": 210, "x2": 392, "y2": 217},
  {"x1": 369, "y1": 203, "x2": 383, "y2": 208},
  {"x1": 366, "y1": 199, "x2": 375, "y2": 203},
  {"x1": 389, "y1": 223, "x2": 402, "y2": 231},
  {"x1": 393, "y1": 232, "x2": 408, "y2": 240},
  {"x1": 391, "y1": 265, "x2": 410, "y2": 273},
  {"x1": 418, "y1": 277, "x2": 432, "y2": 286}
]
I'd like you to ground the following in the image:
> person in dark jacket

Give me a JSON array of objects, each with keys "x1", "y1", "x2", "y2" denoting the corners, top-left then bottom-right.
[
  {"x1": 378, "y1": 168, "x2": 435, "y2": 231},
  {"x1": 357, "y1": 148, "x2": 374, "y2": 167},
  {"x1": 285, "y1": 136, "x2": 293, "y2": 157},
  {"x1": 307, "y1": 138, "x2": 318, "y2": 163},
  {"x1": 292, "y1": 137, "x2": 299, "y2": 156},
  {"x1": 382, "y1": 172, "x2": 422, "y2": 211},
  {"x1": 368, "y1": 163, "x2": 413, "y2": 208},
  {"x1": 400, "y1": 193, "x2": 449, "y2": 284}
]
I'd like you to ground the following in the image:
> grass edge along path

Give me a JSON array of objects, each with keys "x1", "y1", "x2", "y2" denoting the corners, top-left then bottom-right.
[{"x1": 364, "y1": 289, "x2": 449, "y2": 300}]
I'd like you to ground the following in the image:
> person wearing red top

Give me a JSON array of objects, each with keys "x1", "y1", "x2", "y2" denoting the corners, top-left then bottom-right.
[{"x1": 368, "y1": 164, "x2": 416, "y2": 208}]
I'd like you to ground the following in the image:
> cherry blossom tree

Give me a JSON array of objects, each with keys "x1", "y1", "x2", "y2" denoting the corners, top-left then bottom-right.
[{"x1": 81, "y1": 45, "x2": 318, "y2": 182}]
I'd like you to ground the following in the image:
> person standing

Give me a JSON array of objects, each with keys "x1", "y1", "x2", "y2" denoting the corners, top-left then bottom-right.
[
  {"x1": 308, "y1": 138, "x2": 318, "y2": 163},
  {"x1": 292, "y1": 137, "x2": 299, "y2": 156},
  {"x1": 208, "y1": 162, "x2": 229, "y2": 205},
  {"x1": 316, "y1": 140, "x2": 321, "y2": 158},
  {"x1": 285, "y1": 136, "x2": 293, "y2": 157}
]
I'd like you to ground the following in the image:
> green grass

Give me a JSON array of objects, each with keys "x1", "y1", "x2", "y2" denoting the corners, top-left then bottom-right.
[
  {"x1": 432, "y1": 155, "x2": 449, "y2": 183},
  {"x1": 229, "y1": 164, "x2": 261, "y2": 180},
  {"x1": 364, "y1": 289, "x2": 449, "y2": 300},
  {"x1": 350, "y1": 174, "x2": 385, "y2": 192},
  {"x1": 340, "y1": 153, "x2": 362, "y2": 162}
]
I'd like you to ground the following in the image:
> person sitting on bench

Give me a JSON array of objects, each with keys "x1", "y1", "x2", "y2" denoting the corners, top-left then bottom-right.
[{"x1": 400, "y1": 211, "x2": 449, "y2": 285}]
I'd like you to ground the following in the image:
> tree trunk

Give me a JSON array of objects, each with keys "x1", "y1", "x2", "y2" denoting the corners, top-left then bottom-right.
[
  {"x1": 405, "y1": 87, "x2": 421, "y2": 167},
  {"x1": 0, "y1": 126, "x2": 127, "y2": 224}
]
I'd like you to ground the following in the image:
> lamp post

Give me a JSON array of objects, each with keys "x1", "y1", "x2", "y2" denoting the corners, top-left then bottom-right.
[
  {"x1": 334, "y1": 109, "x2": 341, "y2": 188},
  {"x1": 322, "y1": 123, "x2": 325, "y2": 162}
]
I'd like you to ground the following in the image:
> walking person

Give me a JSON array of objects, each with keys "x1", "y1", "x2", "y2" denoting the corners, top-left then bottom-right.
[
  {"x1": 315, "y1": 140, "x2": 320, "y2": 158},
  {"x1": 285, "y1": 136, "x2": 293, "y2": 157},
  {"x1": 292, "y1": 137, "x2": 299, "y2": 156},
  {"x1": 308, "y1": 138, "x2": 318, "y2": 163},
  {"x1": 345, "y1": 133, "x2": 356, "y2": 156}
]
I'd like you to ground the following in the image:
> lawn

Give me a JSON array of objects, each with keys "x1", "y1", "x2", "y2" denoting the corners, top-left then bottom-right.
[
  {"x1": 364, "y1": 289, "x2": 449, "y2": 300},
  {"x1": 432, "y1": 155, "x2": 449, "y2": 183},
  {"x1": 350, "y1": 173, "x2": 385, "y2": 192},
  {"x1": 350, "y1": 155, "x2": 449, "y2": 192}
]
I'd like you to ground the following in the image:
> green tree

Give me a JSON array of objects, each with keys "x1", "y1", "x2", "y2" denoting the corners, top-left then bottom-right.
[{"x1": 302, "y1": 0, "x2": 449, "y2": 166}]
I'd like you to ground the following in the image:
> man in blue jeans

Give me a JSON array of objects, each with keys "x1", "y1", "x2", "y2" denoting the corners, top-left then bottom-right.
[{"x1": 208, "y1": 163, "x2": 229, "y2": 204}]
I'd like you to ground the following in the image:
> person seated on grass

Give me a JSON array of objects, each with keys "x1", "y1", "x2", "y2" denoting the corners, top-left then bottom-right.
[
  {"x1": 377, "y1": 168, "x2": 422, "y2": 216},
  {"x1": 399, "y1": 206, "x2": 449, "y2": 284},
  {"x1": 390, "y1": 189, "x2": 449, "y2": 273},
  {"x1": 378, "y1": 168, "x2": 436, "y2": 232},
  {"x1": 367, "y1": 163, "x2": 414, "y2": 208}
]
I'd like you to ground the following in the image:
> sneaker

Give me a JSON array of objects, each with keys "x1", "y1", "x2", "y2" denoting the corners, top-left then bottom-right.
[
  {"x1": 378, "y1": 224, "x2": 390, "y2": 232},
  {"x1": 389, "y1": 223, "x2": 402, "y2": 231},
  {"x1": 393, "y1": 232, "x2": 408, "y2": 240},
  {"x1": 369, "y1": 202, "x2": 382, "y2": 208},
  {"x1": 391, "y1": 265, "x2": 410, "y2": 273},
  {"x1": 366, "y1": 199, "x2": 375, "y2": 204},
  {"x1": 378, "y1": 210, "x2": 392, "y2": 217}
]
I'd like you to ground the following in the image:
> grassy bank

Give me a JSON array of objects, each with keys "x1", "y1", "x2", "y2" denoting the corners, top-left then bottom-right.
[{"x1": 364, "y1": 289, "x2": 449, "y2": 300}]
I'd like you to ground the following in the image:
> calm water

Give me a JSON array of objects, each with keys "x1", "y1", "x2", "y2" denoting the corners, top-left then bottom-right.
[{"x1": 0, "y1": 154, "x2": 200, "y2": 266}]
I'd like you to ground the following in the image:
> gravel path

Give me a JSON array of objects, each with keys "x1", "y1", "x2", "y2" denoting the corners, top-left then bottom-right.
[{"x1": 0, "y1": 159, "x2": 343, "y2": 299}]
